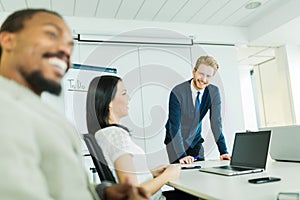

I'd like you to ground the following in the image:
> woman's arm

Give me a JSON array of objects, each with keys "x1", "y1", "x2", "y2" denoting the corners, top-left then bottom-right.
[
  {"x1": 115, "y1": 154, "x2": 139, "y2": 184},
  {"x1": 141, "y1": 165, "x2": 180, "y2": 194},
  {"x1": 115, "y1": 155, "x2": 180, "y2": 195},
  {"x1": 150, "y1": 165, "x2": 168, "y2": 178}
]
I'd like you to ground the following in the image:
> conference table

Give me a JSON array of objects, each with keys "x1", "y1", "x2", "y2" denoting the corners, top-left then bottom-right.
[{"x1": 168, "y1": 159, "x2": 300, "y2": 200}]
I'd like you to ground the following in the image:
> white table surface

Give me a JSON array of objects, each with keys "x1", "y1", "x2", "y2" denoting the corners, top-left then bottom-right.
[{"x1": 169, "y1": 159, "x2": 300, "y2": 200}]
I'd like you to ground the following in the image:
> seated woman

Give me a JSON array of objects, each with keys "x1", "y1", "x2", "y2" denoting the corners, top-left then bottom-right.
[{"x1": 86, "y1": 75, "x2": 197, "y2": 200}]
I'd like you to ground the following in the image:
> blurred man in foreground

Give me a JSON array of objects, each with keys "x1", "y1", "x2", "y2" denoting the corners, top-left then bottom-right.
[{"x1": 0, "y1": 8, "x2": 149, "y2": 200}]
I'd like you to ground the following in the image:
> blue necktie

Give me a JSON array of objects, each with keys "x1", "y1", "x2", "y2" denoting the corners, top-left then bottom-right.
[
  {"x1": 186, "y1": 91, "x2": 201, "y2": 147},
  {"x1": 195, "y1": 91, "x2": 201, "y2": 112}
]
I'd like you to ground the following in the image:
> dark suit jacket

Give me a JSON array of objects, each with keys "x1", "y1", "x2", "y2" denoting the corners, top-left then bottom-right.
[{"x1": 164, "y1": 79, "x2": 228, "y2": 160}]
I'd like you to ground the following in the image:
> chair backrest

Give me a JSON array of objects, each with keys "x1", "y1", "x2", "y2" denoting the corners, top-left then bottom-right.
[{"x1": 83, "y1": 133, "x2": 116, "y2": 183}]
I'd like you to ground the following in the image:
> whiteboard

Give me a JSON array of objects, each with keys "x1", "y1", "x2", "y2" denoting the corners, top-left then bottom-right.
[{"x1": 63, "y1": 64, "x2": 116, "y2": 134}]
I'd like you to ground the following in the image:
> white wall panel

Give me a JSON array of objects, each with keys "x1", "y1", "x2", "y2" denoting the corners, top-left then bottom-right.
[
  {"x1": 139, "y1": 46, "x2": 193, "y2": 167},
  {"x1": 254, "y1": 56, "x2": 294, "y2": 127}
]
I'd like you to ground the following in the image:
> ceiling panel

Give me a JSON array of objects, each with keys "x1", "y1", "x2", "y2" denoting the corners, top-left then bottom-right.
[
  {"x1": 51, "y1": 0, "x2": 74, "y2": 16},
  {"x1": 237, "y1": 46, "x2": 275, "y2": 66},
  {"x1": 0, "y1": 0, "x2": 292, "y2": 29},
  {"x1": 1, "y1": 0, "x2": 27, "y2": 11},
  {"x1": 255, "y1": 48, "x2": 275, "y2": 57},
  {"x1": 237, "y1": 46, "x2": 266, "y2": 60},
  {"x1": 95, "y1": 0, "x2": 122, "y2": 18},
  {"x1": 235, "y1": 0, "x2": 287, "y2": 26},
  {"x1": 154, "y1": 0, "x2": 189, "y2": 21},
  {"x1": 0, "y1": 0, "x2": 298, "y2": 66},
  {"x1": 189, "y1": 0, "x2": 230, "y2": 24},
  {"x1": 171, "y1": 0, "x2": 208, "y2": 22},
  {"x1": 220, "y1": 3, "x2": 257, "y2": 26},
  {"x1": 221, "y1": 0, "x2": 272, "y2": 26},
  {"x1": 116, "y1": 0, "x2": 144, "y2": 19},
  {"x1": 74, "y1": 0, "x2": 98, "y2": 17},
  {"x1": 27, "y1": 0, "x2": 50, "y2": 9},
  {"x1": 238, "y1": 55, "x2": 274, "y2": 66},
  {"x1": 134, "y1": 0, "x2": 166, "y2": 20},
  {"x1": 205, "y1": 0, "x2": 249, "y2": 25}
]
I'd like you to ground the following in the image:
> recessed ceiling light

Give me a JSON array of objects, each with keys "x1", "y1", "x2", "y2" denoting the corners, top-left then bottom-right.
[{"x1": 245, "y1": 1, "x2": 262, "y2": 9}]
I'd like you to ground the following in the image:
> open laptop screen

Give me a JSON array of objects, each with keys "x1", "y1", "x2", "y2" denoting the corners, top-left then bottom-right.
[{"x1": 230, "y1": 131, "x2": 271, "y2": 169}]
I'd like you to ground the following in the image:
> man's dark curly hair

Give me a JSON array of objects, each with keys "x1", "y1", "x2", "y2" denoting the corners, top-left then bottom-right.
[{"x1": 0, "y1": 8, "x2": 62, "y2": 59}]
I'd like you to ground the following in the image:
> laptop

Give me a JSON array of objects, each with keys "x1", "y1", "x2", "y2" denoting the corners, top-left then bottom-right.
[
  {"x1": 199, "y1": 130, "x2": 271, "y2": 176},
  {"x1": 262, "y1": 125, "x2": 300, "y2": 162}
]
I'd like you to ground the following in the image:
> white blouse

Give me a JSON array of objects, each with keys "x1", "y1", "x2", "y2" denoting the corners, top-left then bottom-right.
[{"x1": 95, "y1": 126, "x2": 165, "y2": 200}]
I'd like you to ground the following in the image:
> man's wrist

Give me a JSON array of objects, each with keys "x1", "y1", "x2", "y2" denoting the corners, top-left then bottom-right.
[{"x1": 95, "y1": 181, "x2": 113, "y2": 200}]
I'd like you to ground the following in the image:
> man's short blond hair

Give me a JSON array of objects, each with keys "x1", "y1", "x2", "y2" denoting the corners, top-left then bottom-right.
[{"x1": 194, "y1": 56, "x2": 219, "y2": 73}]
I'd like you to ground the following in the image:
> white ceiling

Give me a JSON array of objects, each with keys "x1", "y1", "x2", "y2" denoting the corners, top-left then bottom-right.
[
  {"x1": 0, "y1": 0, "x2": 299, "y2": 66},
  {"x1": 0, "y1": 0, "x2": 287, "y2": 26}
]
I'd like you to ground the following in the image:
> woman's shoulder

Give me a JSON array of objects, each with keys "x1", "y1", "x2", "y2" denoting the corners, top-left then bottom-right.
[
  {"x1": 95, "y1": 126, "x2": 129, "y2": 140},
  {"x1": 99, "y1": 126, "x2": 128, "y2": 133},
  {"x1": 95, "y1": 126, "x2": 134, "y2": 151}
]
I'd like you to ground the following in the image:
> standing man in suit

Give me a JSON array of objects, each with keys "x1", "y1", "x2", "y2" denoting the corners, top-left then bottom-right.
[{"x1": 164, "y1": 56, "x2": 231, "y2": 164}]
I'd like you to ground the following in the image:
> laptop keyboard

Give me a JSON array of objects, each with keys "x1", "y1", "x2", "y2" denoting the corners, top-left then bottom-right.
[{"x1": 217, "y1": 166, "x2": 249, "y2": 171}]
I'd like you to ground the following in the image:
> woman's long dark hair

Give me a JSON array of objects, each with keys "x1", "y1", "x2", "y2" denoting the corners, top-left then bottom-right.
[{"x1": 86, "y1": 75, "x2": 129, "y2": 135}]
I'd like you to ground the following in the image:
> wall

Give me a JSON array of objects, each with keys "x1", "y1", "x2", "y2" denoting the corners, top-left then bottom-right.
[
  {"x1": 252, "y1": 48, "x2": 296, "y2": 127},
  {"x1": 283, "y1": 45, "x2": 300, "y2": 124},
  {"x1": 238, "y1": 67, "x2": 258, "y2": 131}
]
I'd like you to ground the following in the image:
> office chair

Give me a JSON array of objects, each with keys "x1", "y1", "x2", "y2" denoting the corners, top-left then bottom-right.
[{"x1": 83, "y1": 133, "x2": 116, "y2": 183}]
